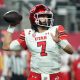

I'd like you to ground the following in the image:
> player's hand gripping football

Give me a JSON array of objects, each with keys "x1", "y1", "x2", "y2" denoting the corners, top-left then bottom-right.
[{"x1": 50, "y1": 29, "x2": 61, "y2": 43}]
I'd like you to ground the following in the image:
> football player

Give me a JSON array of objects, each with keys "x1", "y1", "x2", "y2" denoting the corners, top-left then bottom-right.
[{"x1": 2, "y1": 4, "x2": 74, "y2": 80}]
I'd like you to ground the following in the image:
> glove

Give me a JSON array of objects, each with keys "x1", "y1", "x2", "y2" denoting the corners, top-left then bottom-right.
[{"x1": 3, "y1": 10, "x2": 22, "y2": 26}]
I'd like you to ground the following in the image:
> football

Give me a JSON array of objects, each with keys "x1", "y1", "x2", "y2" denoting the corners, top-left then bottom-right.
[{"x1": 3, "y1": 10, "x2": 22, "y2": 26}]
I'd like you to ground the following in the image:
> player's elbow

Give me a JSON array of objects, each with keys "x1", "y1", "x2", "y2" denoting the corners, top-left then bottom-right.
[
  {"x1": 2, "y1": 45, "x2": 10, "y2": 51},
  {"x1": 2, "y1": 41, "x2": 11, "y2": 51}
]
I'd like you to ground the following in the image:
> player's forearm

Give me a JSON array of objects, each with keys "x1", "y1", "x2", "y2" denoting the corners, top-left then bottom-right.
[
  {"x1": 63, "y1": 45, "x2": 74, "y2": 54},
  {"x1": 58, "y1": 40, "x2": 74, "y2": 54},
  {"x1": 2, "y1": 32, "x2": 12, "y2": 50},
  {"x1": 2, "y1": 11, "x2": 22, "y2": 50}
]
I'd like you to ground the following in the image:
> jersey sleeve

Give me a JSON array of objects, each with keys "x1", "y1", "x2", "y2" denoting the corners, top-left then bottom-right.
[
  {"x1": 57, "y1": 25, "x2": 68, "y2": 40},
  {"x1": 17, "y1": 31, "x2": 27, "y2": 50}
]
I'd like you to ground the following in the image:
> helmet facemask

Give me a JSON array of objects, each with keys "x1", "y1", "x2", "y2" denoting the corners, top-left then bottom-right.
[{"x1": 34, "y1": 12, "x2": 54, "y2": 27}]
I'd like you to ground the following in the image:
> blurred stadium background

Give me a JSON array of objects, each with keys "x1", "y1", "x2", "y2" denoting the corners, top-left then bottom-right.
[
  {"x1": 0, "y1": 0, "x2": 80, "y2": 50},
  {"x1": 0, "y1": 0, "x2": 80, "y2": 80}
]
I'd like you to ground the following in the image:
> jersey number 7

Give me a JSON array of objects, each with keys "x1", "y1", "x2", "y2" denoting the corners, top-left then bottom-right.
[{"x1": 37, "y1": 41, "x2": 47, "y2": 56}]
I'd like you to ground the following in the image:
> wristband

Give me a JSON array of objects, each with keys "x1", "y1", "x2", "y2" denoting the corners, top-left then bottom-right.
[
  {"x1": 7, "y1": 25, "x2": 16, "y2": 33},
  {"x1": 58, "y1": 40, "x2": 70, "y2": 48}
]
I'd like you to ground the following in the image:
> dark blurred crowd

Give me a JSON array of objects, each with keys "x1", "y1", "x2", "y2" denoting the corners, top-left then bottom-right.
[{"x1": 0, "y1": 50, "x2": 31, "y2": 80}]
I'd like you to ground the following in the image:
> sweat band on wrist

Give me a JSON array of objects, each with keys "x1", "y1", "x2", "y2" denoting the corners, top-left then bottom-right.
[
  {"x1": 58, "y1": 40, "x2": 70, "y2": 49},
  {"x1": 7, "y1": 25, "x2": 16, "y2": 33}
]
